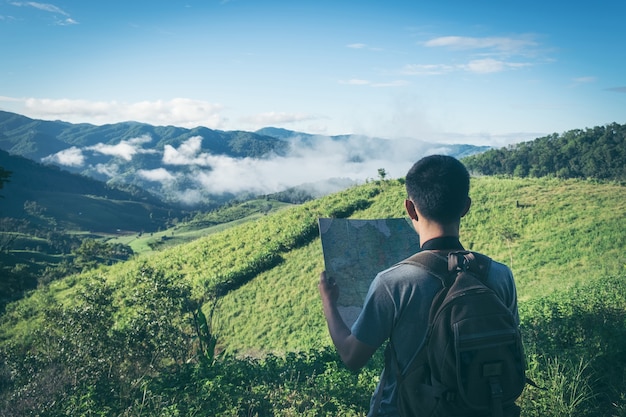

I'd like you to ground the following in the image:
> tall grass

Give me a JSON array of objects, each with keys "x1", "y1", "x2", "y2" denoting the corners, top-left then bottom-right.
[
  {"x1": 1, "y1": 176, "x2": 625, "y2": 416},
  {"x1": 216, "y1": 177, "x2": 625, "y2": 352}
]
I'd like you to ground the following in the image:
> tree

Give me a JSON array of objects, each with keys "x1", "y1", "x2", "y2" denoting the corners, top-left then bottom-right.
[
  {"x1": 377, "y1": 168, "x2": 387, "y2": 181},
  {"x1": 0, "y1": 167, "x2": 10, "y2": 197},
  {"x1": 72, "y1": 239, "x2": 134, "y2": 271}
]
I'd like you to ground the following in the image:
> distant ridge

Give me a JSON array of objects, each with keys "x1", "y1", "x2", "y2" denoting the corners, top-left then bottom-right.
[
  {"x1": 0, "y1": 110, "x2": 287, "y2": 161},
  {"x1": 0, "y1": 148, "x2": 181, "y2": 232},
  {"x1": 0, "y1": 111, "x2": 491, "y2": 207}
]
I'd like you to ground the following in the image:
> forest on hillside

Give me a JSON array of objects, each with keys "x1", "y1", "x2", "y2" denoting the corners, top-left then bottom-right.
[{"x1": 462, "y1": 123, "x2": 626, "y2": 181}]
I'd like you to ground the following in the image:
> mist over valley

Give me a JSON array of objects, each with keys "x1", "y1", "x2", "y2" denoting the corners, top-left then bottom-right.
[{"x1": 0, "y1": 111, "x2": 489, "y2": 207}]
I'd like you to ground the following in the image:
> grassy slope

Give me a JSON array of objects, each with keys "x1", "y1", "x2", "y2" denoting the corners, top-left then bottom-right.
[
  {"x1": 214, "y1": 177, "x2": 626, "y2": 354},
  {"x1": 2, "y1": 177, "x2": 624, "y2": 355},
  {"x1": 106, "y1": 199, "x2": 293, "y2": 254}
]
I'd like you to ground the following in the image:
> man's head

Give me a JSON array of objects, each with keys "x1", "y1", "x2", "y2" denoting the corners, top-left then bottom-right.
[{"x1": 405, "y1": 155, "x2": 470, "y2": 225}]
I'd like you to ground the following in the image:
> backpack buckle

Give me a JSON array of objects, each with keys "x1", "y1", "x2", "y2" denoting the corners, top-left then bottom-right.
[{"x1": 448, "y1": 251, "x2": 472, "y2": 273}]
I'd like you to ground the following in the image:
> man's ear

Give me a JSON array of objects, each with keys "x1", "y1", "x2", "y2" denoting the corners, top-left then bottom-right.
[
  {"x1": 405, "y1": 199, "x2": 418, "y2": 220},
  {"x1": 461, "y1": 197, "x2": 472, "y2": 217}
]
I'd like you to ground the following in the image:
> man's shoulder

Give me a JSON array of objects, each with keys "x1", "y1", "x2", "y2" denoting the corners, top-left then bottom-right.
[
  {"x1": 379, "y1": 256, "x2": 437, "y2": 278},
  {"x1": 487, "y1": 257, "x2": 514, "y2": 277},
  {"x1": 373, "y1": 256, "x2": 442, "y2": 291}
]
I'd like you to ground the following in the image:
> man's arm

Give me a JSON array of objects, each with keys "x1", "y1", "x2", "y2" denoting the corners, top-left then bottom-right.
[{"x1": 319, "y1": 271, "x2": 377, "y2": 371}]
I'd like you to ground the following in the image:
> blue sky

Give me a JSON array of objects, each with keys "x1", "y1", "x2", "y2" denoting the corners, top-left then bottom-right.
[{"x1": 1, "y1": 1, "x2": 625, "y2": 146}]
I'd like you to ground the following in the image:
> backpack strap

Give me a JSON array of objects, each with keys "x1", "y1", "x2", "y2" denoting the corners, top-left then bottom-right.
[
  {"x1": 369, "y1": 251, "x2": 448, "y2": 417},
  {"x1": 400, "y1": 250, "x2": 493, "y2": 287},
  {"x1": 448, "y1": 251, "x2": 492, "y2": 282},
  {"x1": 401, "y1": 250, "x2": 452, "y2": 287}
]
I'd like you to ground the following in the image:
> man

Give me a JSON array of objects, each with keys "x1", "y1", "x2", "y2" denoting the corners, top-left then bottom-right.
[{"x1": 319, "y1": 155, "x2": 519, "y2": 416}]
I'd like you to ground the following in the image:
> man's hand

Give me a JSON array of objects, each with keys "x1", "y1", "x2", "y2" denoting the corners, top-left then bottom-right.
[
  {"x1": 318, "y1": 271, "x2": 377, "y2": 371},
  {"x1": 318, "y1": 271, "x2": 339, "y2": 306}
]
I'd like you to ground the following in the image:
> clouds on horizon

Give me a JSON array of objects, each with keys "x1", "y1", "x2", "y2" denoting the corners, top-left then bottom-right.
[
  {"x1": 14, "y1": 97, "x2": 225, "y2": 129},
  {"x1": 0, "y1": 96, "x2": 320, "y2": 132},
  {"x1": 40, "y1": 131, "x2": 461, "y2": 203}
]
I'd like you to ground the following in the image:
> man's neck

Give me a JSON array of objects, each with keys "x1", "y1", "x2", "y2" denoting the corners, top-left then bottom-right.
[
  {"x1": 412, "y1": 219, "x2": 460, "y2": 248},
  {"x1": 420, "y1": 236, "x2": 464, "y2": 251}
]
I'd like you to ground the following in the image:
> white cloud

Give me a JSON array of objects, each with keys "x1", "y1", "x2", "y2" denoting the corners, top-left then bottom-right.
[
  {"x1": 192, "y1": 152, "x2": 352, "y2": 195},
  {"x1": 464, "y1": 58, "x2": 531, "y2": 74},
  {"x1": 238, "y1": 111, "x2": 320, "y2": 130},
  {"x1": 424, "y1": 35, "x2": 536, "y2": 53},
  {"x1": 11, "y1": 2, "x2": 69, "y2": 15},
  {"x1": 162, "y1": 136, "x2": 218, "y2": 166},
  {"x1": 127, "y1": 99, "x2": 223, "y2": 127},
  {"x1": 400, "y1": 59, "x2": 530, "y2": 76},
  {"x1": 401, "y1": 64, "x2": 454, "y2": 76},
  {"x1": 138, "y1": 168, "x2": 176, "y2": 183},
  {"x1": 59, "y1": 17, "x2": 78, "y2": 25},
  {"x1": 87, "y1": 135, "x2": 154, "y2": 161},
  {"x1": 173, "y1": 188, "x2": 205, "y2": 206},
  {"x1": 464, "y1": 58, "x2": 507, "y2": 74},
  {"x1": 95, "y1": 163, "x2": 119, "y2": 178},
  {"x1": 10, "y1": 2, "x2": 79, "y2": 24},
  {"x1": 41, "y1": 146, "x2": 84, "y2": 167},
  {"x1": 187, "y1": 133, "x2": 444, "y2": 196},
  {"x1": 8, "y1": 97, "x2": 224, "y2": 128},
  {"x1": 411, "y1": 34, "x2": 537, "y2": 75}
]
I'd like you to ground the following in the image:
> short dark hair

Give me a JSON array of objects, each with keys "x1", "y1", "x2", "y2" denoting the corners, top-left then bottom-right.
[{"x1": 405, "y1": 155, "x2": 470, "y2": 224}]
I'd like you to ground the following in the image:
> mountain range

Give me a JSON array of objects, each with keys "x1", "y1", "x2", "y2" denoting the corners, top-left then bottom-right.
[{"x1": 0, "y1": 111, "x2": 490, "y2": 208}]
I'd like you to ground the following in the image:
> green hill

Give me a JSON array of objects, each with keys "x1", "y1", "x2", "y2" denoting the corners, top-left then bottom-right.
[
  {"x1": 1, "y1": 177, "x2": 625, "y2": 416},
  {"x1": 0, "y1": 148, "x2": 180, "y2": 230},
  {"x1": 462, "y1": 122, "x2": 626, "y2": 181},
  {"x1": 0, "y1": 148, "x2": 186, "y2": 310},
  {"x1": 215, "y1": 176, "x2": 626, "y2": 354}
]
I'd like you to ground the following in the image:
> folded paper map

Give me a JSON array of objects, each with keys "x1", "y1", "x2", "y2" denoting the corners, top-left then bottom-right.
[{"x1": 318, "y1": 218, "x2": 421, "y2": 326}]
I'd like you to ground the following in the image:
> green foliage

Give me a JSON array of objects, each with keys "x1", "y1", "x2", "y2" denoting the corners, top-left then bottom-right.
[
  {"x1": 72, "y1": 238, "x2": 133, "y2": 271},
  {"x1": 183, "y1": 199, "x2": 290, "y2": 230},
  {"x1": 0, "y1": 166, "x2": 10, "y2": 195},
  {"x1": 518, "y1": 276, "x2": 626, "y2": 416},
  {"x1": 463, "y1": 123, "x2": 626, "y2": 181},
  {"x1": 0, "y1": 177, "x2": 625, "y2": 416},
  {"x1": 0, "y1": 265, "x2": 203, "y2": 415}
]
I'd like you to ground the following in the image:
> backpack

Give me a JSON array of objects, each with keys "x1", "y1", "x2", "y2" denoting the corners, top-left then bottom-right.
[{"x1": 385, "y1": 250, "x2": 526, "y2": 417}]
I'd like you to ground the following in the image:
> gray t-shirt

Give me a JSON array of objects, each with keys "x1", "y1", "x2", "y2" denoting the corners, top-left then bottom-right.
[{"x1": 351, "y1": 251, "x2": 519, "y2": 417}]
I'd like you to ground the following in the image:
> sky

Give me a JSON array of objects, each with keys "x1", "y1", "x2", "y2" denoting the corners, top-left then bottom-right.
[{"x1": 1, "y1": 0, "x2": 625, "y2": 149}]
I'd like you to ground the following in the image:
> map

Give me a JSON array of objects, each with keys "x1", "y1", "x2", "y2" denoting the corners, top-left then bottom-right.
[{"x1": 318, "y1": 218, "x2": 421, "y2": 326}]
